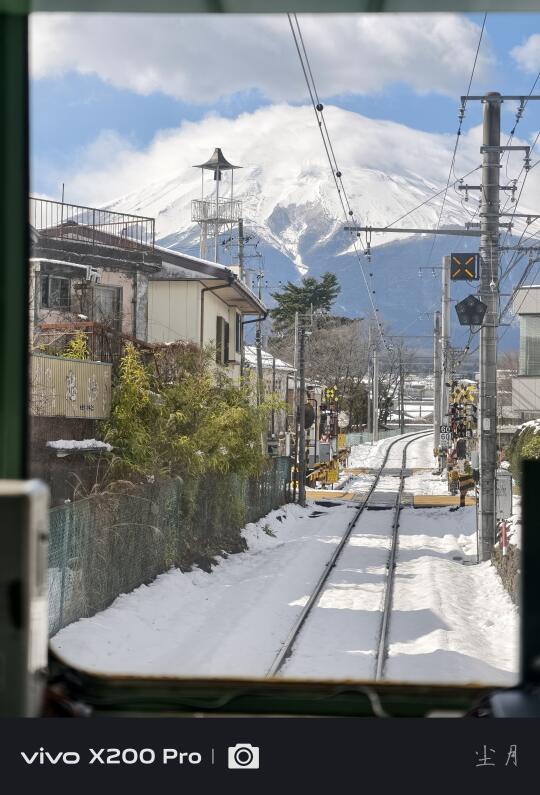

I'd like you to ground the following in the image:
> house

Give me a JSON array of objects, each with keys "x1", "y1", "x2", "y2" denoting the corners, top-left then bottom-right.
[
  {"x1": 29, "y1": 196, "x2": 161, "y2": 504},
  {"x1": 30, "y1": 196, "x2": 161, "y2": 355},
  {"x1": 511, "y1": 285, "x2": 540, "y2": 418},
  {"x1": 244, "y1": 345, "x2": 296, "y2": 439},
  {"x1": 147, "y1": 247, "x2": 267, "y2": 381}
]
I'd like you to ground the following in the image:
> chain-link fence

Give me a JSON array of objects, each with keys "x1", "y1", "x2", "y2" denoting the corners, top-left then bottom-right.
[{"x1": 48, "y1": 457, "x2": 291, "y2": 637}]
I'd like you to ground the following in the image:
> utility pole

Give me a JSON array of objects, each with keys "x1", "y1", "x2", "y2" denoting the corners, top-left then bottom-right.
[
  {"x1": 292, "y1": 311, "x2": 299, "y2": 503},
  {"x1": 372, "y1": 347, "x2": 379, "y2": 443},
  {"x1": 366, "y1": 325, "x2": 372, "y2": 436},
  {"x1": 399, "y1": 356, "x2": 405, "y2": 435},
  {"x1": 433, "y1": 310, "x2": 442, "y2": 455},
  {"x1": 271, "y1": 355, "x2": 276, "y2": 438},
  {"x1": 255, "y1": 270, "x2": 265, "y2": 455},
  {"x1": 441, "y1": 255, "x2": 451, "y2": 432},
  {"x1": 238, "y1": 217, "x2": 245, "y2": 282},
  {"x1": 478, "y1": 92, "x2": 501, "y2": 561},
  {"x1": 345, "y1": 90, "x2": 540, "y2": 560},
  {"x1": 298, "y1": 317, "x2": 307, "y2": 507}
]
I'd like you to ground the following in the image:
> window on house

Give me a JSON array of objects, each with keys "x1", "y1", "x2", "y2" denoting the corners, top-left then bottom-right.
[
  {"x1": 83, "y1": 285, "x2": 122, "y2": 330},
  {"x1": 520, "y1": 315, "x2": 540, "y2": 375},
  {"x1": 40, "y1": 274, "x2": 70, "y2": 310},
  {"x1": 235, "y1": 312, "x2": 241, "y2": 354},
  {"x1": 224, "y1": 319, "x2": 230, "y2": 362},
  {"x1": 216, "y1": 316, "x2": 230, "y2": 365}
]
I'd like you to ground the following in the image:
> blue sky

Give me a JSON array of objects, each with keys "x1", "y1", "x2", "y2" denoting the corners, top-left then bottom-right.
[{"x1": 30, "y1": 12, "x2": 540, "y2": 199}]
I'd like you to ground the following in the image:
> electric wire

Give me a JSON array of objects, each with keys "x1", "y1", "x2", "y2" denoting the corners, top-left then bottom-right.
[
  {"x1": 422, "y1": 13, "x2": 487, "y2": 274},
  {"x1": 287, "y1": 13, "x2": 389, "y2": 350}
]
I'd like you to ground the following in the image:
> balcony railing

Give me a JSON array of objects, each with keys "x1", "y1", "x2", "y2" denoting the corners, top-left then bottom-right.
[
  {"x1": 191, "y1": 198, "x2": 242, "y2": 224},
  {"x1": 30, "y1": 196, "x2": 155, "y2": 252}
]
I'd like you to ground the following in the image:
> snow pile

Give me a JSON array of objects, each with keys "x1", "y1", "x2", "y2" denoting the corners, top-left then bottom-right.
[
  {"x1": 518, "y1": 418, "x2": 540, "y2": 434},
  {"x1": 46, "y1": 439, "x2": 113, "y2": 452},
  {"x1": 505, "y1": 494, "x2": 522, "y2": 550}
]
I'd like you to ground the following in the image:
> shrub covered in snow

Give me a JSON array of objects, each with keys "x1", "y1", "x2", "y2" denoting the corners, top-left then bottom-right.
[{"x1": 506, "y1": 419, "x2": 540, "y2": 487}]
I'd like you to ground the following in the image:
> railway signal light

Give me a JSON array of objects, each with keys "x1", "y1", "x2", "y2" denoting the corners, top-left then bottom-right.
[
  {"x1": 455, "y1": 294, "x2": 487, "y2": 326},
  {"x1": 450, "y1": 252, "x2": 479, "y2": 281}
]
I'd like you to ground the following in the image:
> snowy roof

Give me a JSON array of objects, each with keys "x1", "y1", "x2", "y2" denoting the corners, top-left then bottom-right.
[
  {"x1": 153, "y1": 244, "x2": 229, "y2": 277},
  {"x1": 46, "y1": 439, "x2": 113, "y2": 453},
  {"x1": 244, "y1": 346, "x2": 294, "y2": 372}
]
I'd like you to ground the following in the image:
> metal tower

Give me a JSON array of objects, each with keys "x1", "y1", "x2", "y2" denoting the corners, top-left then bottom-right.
[{"x1": 191, "y1": 147, "x2": 242, "y2": 263}]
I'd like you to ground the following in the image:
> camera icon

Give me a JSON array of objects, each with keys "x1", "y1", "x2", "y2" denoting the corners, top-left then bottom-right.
[{"x1": 228, "y1": 744, "x2": 260, "y2": 770}]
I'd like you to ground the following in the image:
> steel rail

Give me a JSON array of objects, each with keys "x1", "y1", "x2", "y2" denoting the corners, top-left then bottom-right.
[
  {"x1": 373, "y1": 432, "x2": 426, "y2": 681},
  {"x1": 266, "y1": 429, "x2": 432, "y2": 678}
]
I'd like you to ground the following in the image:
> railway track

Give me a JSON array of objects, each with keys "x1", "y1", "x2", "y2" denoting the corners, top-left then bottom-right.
[{"x1": 266, "y1": 429, "x2": 432, "y2": 679}]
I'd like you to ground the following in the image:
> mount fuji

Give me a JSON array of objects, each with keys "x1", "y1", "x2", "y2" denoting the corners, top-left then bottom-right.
[{"x1": 102, "y1": 104, "x2": 531, "y2": 353}]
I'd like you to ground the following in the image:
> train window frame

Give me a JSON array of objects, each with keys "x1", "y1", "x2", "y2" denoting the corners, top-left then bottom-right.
[{"x1": 1, "y1": 0, "x2": 538, "y2": 717}]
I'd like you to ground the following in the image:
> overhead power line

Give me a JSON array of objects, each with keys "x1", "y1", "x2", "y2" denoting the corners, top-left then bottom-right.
[
  {"x1": 422, "y1": 12, "x2": 487, "y2": 274},
  {"x1": 287, "y1": 12, "x2": 390, "y2": 352}
]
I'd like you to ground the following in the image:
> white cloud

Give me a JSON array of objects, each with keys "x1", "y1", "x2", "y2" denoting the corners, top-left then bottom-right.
[
  {"x1": 30, "y1": 13, "x2": 494, "y2": 103},
  {"x1": 52, "y1": 103, "x2": 494, "y2": 233},
  {"x1": 511, "y1": 33, "x2": 540, "y2": 73}
]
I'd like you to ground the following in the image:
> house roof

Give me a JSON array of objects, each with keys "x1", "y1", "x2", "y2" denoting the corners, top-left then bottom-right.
[
  {"x1": 244, "y1": 346, "x2": 295, "y2": 371},
  {"x1": 152, "y1": 246, "x2": 267, "y2": 316}
]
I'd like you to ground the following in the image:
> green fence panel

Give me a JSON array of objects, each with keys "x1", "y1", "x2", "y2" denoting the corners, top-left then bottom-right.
[{"x1": 47, "y1": 457, "x2": 291, "y2": 636}]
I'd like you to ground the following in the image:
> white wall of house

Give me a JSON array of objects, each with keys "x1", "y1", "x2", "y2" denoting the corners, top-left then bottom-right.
[
  {"x1": 512, "y1": 285, "x2": 540, "y2": 414},
  {"x1": 148, "y1": 280, "x2": 242, "y2": 379},
  {"x1": 148, "y1": 280, "x2": 200, "y2": 345}
]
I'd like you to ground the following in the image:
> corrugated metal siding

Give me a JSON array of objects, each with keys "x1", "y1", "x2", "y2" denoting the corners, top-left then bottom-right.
[{"x1": 30, "y1": 354, "x2": 112, "y2": 419}]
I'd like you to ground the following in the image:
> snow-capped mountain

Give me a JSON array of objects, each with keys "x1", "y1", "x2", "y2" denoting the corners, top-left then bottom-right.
[{"x1": 103, "y1": 104, "x2": 527, "y2": 351}]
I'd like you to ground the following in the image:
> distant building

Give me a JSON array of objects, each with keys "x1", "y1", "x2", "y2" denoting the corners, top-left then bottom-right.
[
  {"x1": 511, "y1": 285, "x2": 540, "y2": 418},
  {"x1": 244, "y1": 346, "x2": 296, "y2": 439}
]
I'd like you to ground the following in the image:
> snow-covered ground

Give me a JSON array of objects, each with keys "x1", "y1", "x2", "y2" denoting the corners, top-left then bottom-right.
[
  {"x1": 386, "y1": 507, "x2": 517, "y2": 684},
  {"x1": 51, "y1": 501, "x2": 358, "y2": 677},
  {"x1": 51, "y1": 432, "x2": 518, "y2": 686}
]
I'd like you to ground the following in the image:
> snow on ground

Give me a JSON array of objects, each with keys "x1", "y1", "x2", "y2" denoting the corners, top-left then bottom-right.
[
  {"x1": 347, "y1": 430, "x2": 430, "y2": 471},
  {"x1": 51, "y1": 500, "x2": 357, "y2": 677},
  {"x1": 50, "y1": 431, "x2": 518, "y2": 686},
  {"x1": 386, "y1": 507, "x2": 518, "y2": 685},
  {"x1": 281, "y1": 507, "x2": 397, "y2": 680},
  {"x1": 507, "y1": 493, "x2": 522, "y2": 549}
]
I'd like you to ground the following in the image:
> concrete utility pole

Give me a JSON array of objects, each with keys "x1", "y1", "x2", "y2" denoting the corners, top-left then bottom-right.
[
  {"x1": 366, "y1": 325, "x2": 372, "y2": 436},
  {"x1": 441, "y1": 255, "x2": 451, "y2": 432},
  {"x1": 372, "y1": 347, "x2": 379, "y2": 443},
  {"x1": 298, "y1": 318, "x2": 307, "y2": 507},
  {"x1": 399, "y1": 357, "x2": 405, "y2": 435},
  {"x1": 478, "y1": 92, "x2": 501, "y2": 560},
  {"x1": 255, "y1": 271, "x2": 266, "y2": 456},
  {"x1": 292, "y1": 311, "x2": 299, "y2": 503},
  {"x1": 238, "y1": 218, "x2": 245, "y2": 282},
  {"x1": 433, "y1": 310, "x2": 442, "y2": 453}
]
